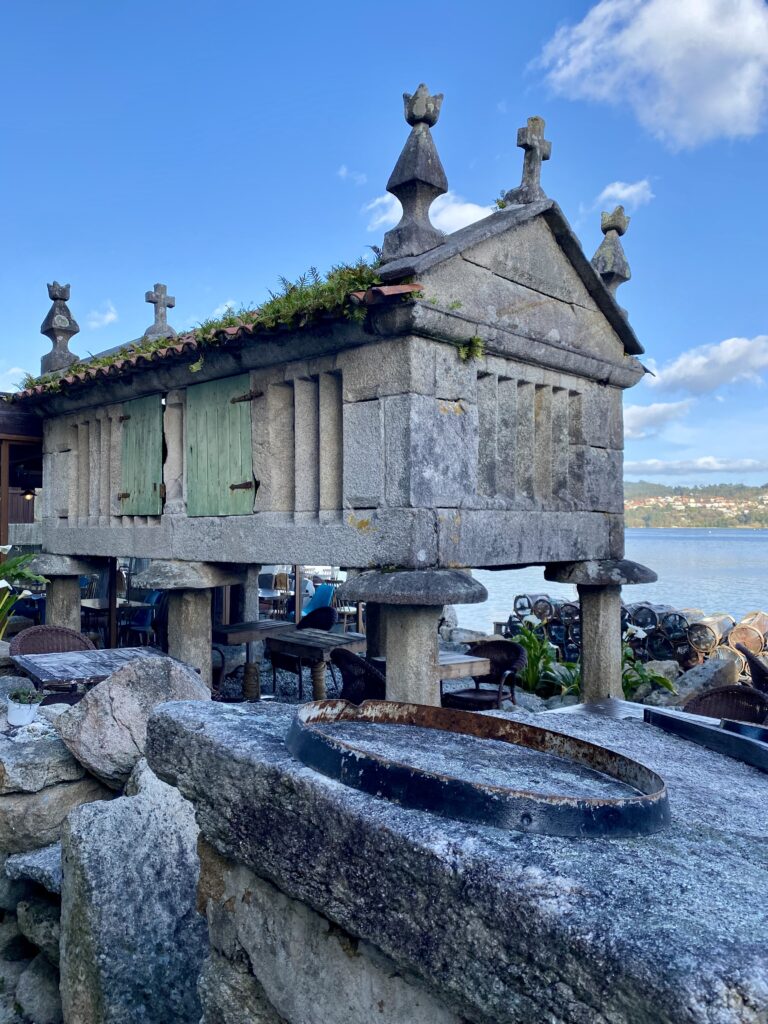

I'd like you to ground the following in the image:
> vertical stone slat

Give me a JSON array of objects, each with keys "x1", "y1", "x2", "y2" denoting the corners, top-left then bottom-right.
[
  {"x1": 77, "y1": 421, "x2": 90, "y2": 523},
  {"x1": 568, "y1": 390, "x2": 585, "y2": 506},
  {"x1": 476, "y1": 373, "x2": 497, "y2": 497},
  {"x1": 294, "y1": 378, "x2": 320, "y2": 516},
  {"x1": 318, "y1": 372, "x2": 343, "y2": 513},
  {"x1": 99, "y1": 414, "x2": 111, "y2": 523},
  {"x1": 67, "y1": 423, "x2": 78, "y2": 522},
  {"x1": 551, "y1": 387, "x2": 569, "y2": 503},
  {"x1": 515, "y1": 382, "x2": 534, "y2": 501},
  {"x1": 89, "y1": 418, "x2": 101, "y2": 521},
  {"x1": 496, "y1": 378, "x2": 518, "y2": 499},
  {"x1": 268, "y1": 384, "x2": 296, "y2": 513},
  {"x1": 533, "y1": 385, "x2": 552, "y2": 502}
]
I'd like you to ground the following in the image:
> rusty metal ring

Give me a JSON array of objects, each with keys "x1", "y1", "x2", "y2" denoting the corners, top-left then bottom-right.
[{"x1": 285, "y1": 700, "x2": 670, "y2": 839}]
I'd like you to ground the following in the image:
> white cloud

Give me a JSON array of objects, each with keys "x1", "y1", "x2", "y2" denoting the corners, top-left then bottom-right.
[
  {"x1": 210, "y1": 299, "x2": 237, "y2": 318},
  {"x1": 595, "y1": 179, "x2": 654, "y2": 210},
  {"x1": 624, "y1": 399, "x2": 693, "y2": 438},
  {"x1": 364, "y1": 191, "x2": 493, "y2": 234},
  {"x1": 0, "y1": 366, "x2": 29, "y2": 393},
  {"x1": 337, "y1": 164, "x2": 367, "y2": 186},
  {"x1": 625, "y1": 456, "x2": 768, "y2": 475},
  {"x1": 85, "y1": 301, "x2": 118, "y2": 330},
  {"x1": 647, "y1": 335, "x2": 768, "y2": 394},
  {"x1": 538, "y1": 0, "x2": 768, "y2": 148}
]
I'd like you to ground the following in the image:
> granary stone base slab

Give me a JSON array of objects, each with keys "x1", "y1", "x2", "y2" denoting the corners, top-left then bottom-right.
[
  {"x1": 147, "y1": 701, "x2": 768, "y2": 1024},
  {"x1": 198, "y1": 841, "x2": 462, "y2": 1024}
]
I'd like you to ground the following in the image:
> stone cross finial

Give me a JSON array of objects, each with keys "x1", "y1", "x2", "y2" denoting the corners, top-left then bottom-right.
[
  {"x1": 381, "y1": 83, "x2": 448, "y2": 263},
  {"x1": 591, "y1": 205, "x2": 631, "y2": 303},
  {"x1": 503, "y1": 116, "x2": 552, "y2": 205},
  {"x1": 40, "y1": 281, "x2": 80, "y2": 375},
  {"x1": 144, "y1": 283, "x2": 177, "y2": 341}
]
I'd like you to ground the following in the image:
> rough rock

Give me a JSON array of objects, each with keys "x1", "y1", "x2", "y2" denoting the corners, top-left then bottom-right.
[
  {"x1": 0, "y1": 725, "x2": 84, "y2": 795},
  {"x1": 0, "y1": 778, "x2": 110, "y2": 853},
  {"x1": 5, "y1": 843, "x2": 62, "y2": 895},
  {"x1": 437, "y1": 604, "x2": 458, "y2": 640},
  {"x1": 543, "y1": 693, "x2": 580, "y2": 710},
  {"x1": 337, "y1": 569, "x2": 487, "y2": 606},
  {"x1": 17, "y1": 898, "x2": 60, "y2": 965},
  {"x1": 198, "y1": 953, "x2": 286, "y2": 1024},
  {"x1": 0, "y1": 853, "x2": 33, "y2": 911},
  {"x1": 0, "y1": 645, "x2": 15, "y2": 679},
  {"x1": 0, "y1": 679, "x2": 34, "y2": 702},
  {"x1": 513, "y1": 688, "x2": 547, "y2": 712},
  {"x1": 147, "y1": 701, "x2": 768, "y2": 1024},
  {"x1": 55, "y1": 656, "x2": 210, "y2": 789},
  {"x1": 0, "y1": 917, "x2": 34, "y2": 962},
  {"x1": 15, "y1": 954, "x2": 62, "y2": 1024},
  {"x1": 645, "y1": 660, "x2": 682, "y2": 683},
  {"x1": 60, "y1": 759, "x2": 207, "y2": 1024},
  {"x1": 644, "y1": 657, "x2": 738, "y2": 707}
]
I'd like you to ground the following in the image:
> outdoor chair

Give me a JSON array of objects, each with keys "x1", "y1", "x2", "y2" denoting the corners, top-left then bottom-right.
[
  {"x1": 735, "y1": 644, "x2": 768, "y2": 694},
  {"x1": 441, "y1": 639, "x2": 527, "y2": 711},
  {"x1": 9, "y1": 625, "x2": 96, "y2": 656},
  {"x1": 270, "y1": 606, "x2": 339, "y2": 699},
  {"x1": 683, "y1": 684, "x2": 768, "y2": 724},
  {"x1": 330, "y1": 648, "x2": 386, "y2": 704},
  {"x1": 121, "y1": 605, "x2": 156, "y2": 647}
]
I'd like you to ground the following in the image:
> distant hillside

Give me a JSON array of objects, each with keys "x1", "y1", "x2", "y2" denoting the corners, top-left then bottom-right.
[{"x1": 624, "y1": 481, "x2": 768, "y2": 528}]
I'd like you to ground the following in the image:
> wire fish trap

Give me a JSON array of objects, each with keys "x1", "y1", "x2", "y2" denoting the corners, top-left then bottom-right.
[
  {"x1": 627, "y1": 603, "x2": 675, "y2": 631},
  {"x1": 688, "y1": 614, "x2": 736, "y2": 655},
  {"x1": 711, "y1": 644, "x2": 746, "y2": 675},
  {"x1": 512, "y1": 593, "x2": 549, "y2": 619},
  {"x1": 728, "y1": 611, "x2": 768, "y2": 656},
  {"x1": 659, "y1": 609, "x2": 704, "y2": 642},
  {"x1": 286, "y1": 700, "x2": 670, "y2": 839}
]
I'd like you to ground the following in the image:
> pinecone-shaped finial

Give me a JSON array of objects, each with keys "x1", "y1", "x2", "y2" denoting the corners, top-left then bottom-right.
[
  {"x1": 592, "y1": 206, "x2": 631, "y2": 304},
  {"x1": 40, "y1": 282, "x2": 80, "y2": 374}
]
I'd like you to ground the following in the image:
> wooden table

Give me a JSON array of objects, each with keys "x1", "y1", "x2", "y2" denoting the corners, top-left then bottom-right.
[
  {"x1": 11, "y1": 647, "x2": 167, "y2": 690},
  {"x1": 368, "y1": 651, "x2": 492, "y2": 683},
  {"x1": 265, "y1": 628, "x2": 366, "y2": 700},
  {"x1": 212, "y1": 620, "x2": 297, "y2": 700}
]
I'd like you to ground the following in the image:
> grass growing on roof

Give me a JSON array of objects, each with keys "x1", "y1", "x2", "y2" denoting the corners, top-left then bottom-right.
[{"x1": 14, "y1": 260, "x2": 382, "y2": 395}]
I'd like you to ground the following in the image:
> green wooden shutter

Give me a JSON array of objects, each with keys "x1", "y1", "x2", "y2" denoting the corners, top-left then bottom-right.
[
  {"x1": 186, "y1": 374, "x2": 254, "y2": 517},
  {"x1": 120, "y1": 394, "x2": 164, "y2": 515}
]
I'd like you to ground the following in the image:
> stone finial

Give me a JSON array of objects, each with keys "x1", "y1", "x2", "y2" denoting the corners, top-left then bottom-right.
[
  {"x1": 381, "y1": 84, "x2": 448, "y2": 263},
  {"x1": 40, "y1": 282, "x2": 80, "y2": 375},
  {"x1": 592, "y1": 205, "x2": 631, "y2": 302},
  {"x1": 144, "y1": 283, "x2": 177, "y2": 341},
  {"x1": 503, "y1": 116, "x2": 551, "y2": 205}
]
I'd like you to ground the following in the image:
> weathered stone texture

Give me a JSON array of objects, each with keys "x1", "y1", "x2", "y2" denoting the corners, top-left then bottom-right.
[
  {"x1": 198, "y1": 952, "x2": 286, "y2": 1024},
  {"x1": 198, "y1": 841, "x2": 461, "y2": 1024},
  {"x1": 0, "y1": 852, "x2": 33, "y2": 911},
  {"x1": 644, "y1": 657, "x2": 739, "y2": 708},
  {"x1": 147, "y1": 701, "x2": 768, "y2": 1024},
  {"x1": 60, "y1": 759, "x2": 207, "y2": 1024},
  {"x1": 55, "y1": 656, "x2": 210, "y2": 789},
  {"x1": 0, "y1": 728, "x2": 84, "y2": 795},
  {"x1": 342, "y1": 401, "x2": 383, "y2": 507},
  {"x1": 0, "y1": 778, "x2": 110, "y2": 854},
  {"x1": 15, "y1": 953, "x2": 62, "y2": 1024},
  {"x1": 5, "y1": 843, "x2": 62, "y2": 895},
  {"x1": 17, "y1": 897, "x2": 60, "y2": 964}
]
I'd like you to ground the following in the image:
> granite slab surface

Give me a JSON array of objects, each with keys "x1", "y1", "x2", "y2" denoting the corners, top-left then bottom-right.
[{"x1": 147, "y1": 700, "x2": 768, "y2": 1024}]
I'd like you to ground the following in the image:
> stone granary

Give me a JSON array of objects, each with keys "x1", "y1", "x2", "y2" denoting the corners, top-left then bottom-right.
[{"x1": 11, "y1": 85, "x2": 652, "y2": 700}]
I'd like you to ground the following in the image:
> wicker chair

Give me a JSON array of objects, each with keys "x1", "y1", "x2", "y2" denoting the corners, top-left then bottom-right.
[
  {"x1": 330, "y1": 648, "x2": 386, "y2": 705},
  {"x1": 9, "y1": 625, "x2": 96, "y2": 656},
  {"x1": 269, "y1": 606, "x2": 339, "y2": 699},
  {"x1": 683, "y1": 685, "x2": 768, "y2": 724},
  {"x1": 441, "y1": 639, "x2": 527, "y2": 711},
  {"x1": 735, "y1": 644, "x2": 768, "y2": 694}
]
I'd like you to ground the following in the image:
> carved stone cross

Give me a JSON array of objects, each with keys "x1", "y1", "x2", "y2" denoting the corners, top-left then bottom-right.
[
  {"x1": 503, "y1": 116, "x2": 552, "y2": 205},
  {"x1": 144, "y1": 283, "x2": 177, "y2": 340}
]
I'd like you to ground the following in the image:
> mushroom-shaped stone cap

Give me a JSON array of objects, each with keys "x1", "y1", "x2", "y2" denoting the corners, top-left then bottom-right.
[
  {"x1": 337, "y1": 569, "x2": 487, "y2": 606},
  {"x1": 544, "y1": 559, "x2": 657, "y2": 587}
]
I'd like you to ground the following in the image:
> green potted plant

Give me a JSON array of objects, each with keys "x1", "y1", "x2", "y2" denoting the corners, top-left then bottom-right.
[{"x1": 7, "y1": 688, "x2": 44, "y2": 726}]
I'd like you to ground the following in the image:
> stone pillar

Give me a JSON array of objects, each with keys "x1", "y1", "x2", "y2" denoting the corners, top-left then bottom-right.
[
  {"x1": 364, "y1": 602, "x2": 387, "y2": 658},
  {"x1": 167, "y1": 590, "x2": 212, "y2": 685},
  {"x1": 336, "y1": 569, "x2": 487, "y2": 707},
  {"x1": 132, "y1": 560, "x2": 247, "y2": 690},
  {"x1": 46, "y1": 576, "x2": 82, "y2": 632},
  {"x1": 162, "y1": 390, "x2": 185, "y2": 515},
  {"x1": 242, "y1": 565, "x2": 263, "y2": 700},
  {"x1": 545, "y1": 559, "x2": 658, "y2": 703}
]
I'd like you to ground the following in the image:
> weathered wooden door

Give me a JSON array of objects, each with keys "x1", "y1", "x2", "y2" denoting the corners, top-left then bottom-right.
[
  {"x1": 120, "y1": 394, "x2": 164, "y2": 515},
  {"x1": 186, "y1": 374, "x2": 255, "y2": 516}
]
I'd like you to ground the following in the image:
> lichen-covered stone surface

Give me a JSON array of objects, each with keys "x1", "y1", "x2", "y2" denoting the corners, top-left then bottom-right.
[
  {"x1": 0, "y1": 777, "x2": 110, "y2": 854},
  {"x1": 5, "y1": 843, "x2": 62, "y2": 895},
  {"x1": 147, "y1": 701, "x2": 768, "y2": 1024},
  {"x1": 15, "y1": 952, "x2": 62, "y2": 1024},
  {"x1": 60, "y1": 758, "x2": 207, "y2": 1024},
  {"x1": 17, "y1": 897, "x2": 60, "y2": 965},
  {"x1": 55, "y1": 655, "x2": 210, "y2": 789}
]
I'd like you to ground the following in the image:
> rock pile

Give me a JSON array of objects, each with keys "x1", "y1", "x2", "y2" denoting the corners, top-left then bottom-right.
[{"x1": 0, "y1": 656, "x2": 210, "y2": 1023}]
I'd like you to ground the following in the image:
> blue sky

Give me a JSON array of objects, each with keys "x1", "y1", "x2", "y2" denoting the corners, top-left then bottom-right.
[{"x1": 2, "y1": 0, "x2": 768, "y2": 485}]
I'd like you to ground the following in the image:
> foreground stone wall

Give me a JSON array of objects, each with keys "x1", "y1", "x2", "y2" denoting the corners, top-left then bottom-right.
[{"x1": 147, "y1": 700, "x2": 768, "y2": 1024}]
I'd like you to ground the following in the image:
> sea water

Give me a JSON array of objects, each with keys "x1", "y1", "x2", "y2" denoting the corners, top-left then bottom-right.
[{"x1": 456, "y1": 528, "x2": 768, "y2": 633}]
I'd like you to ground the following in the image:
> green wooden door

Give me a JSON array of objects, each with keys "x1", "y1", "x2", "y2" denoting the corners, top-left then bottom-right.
[
  {"x1": 186, "y1": 374, "x2": 254, "y2": 517},
  {"x1": 120, "y1": 394, "x2": 164, "y2": 515}
]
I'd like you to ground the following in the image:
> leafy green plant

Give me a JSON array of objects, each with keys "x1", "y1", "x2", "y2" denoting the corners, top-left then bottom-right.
[
  {"x1": 514, "y1": 623, "x2": 556, "y2": 693},
  {"x1": 621, "y1": 644, "x2": 677, "y2": 701},
  {"x1": 8, "y1": 689, "x2": 43, "y2": 705},
  {"x1": 458, "y1": 335, "x2": 485, "y2": 362},
  {"x1": 0, "y1": 550, "x2": 47, "y2": 642}
]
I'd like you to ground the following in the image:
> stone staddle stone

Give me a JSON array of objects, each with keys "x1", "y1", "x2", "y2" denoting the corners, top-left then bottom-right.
[
  {"x1": 545, "y1": 559, "x2": 657, "y2": 587},
  {"x1": 336, "y1": 569, "x2": 487, "y2": 606}
]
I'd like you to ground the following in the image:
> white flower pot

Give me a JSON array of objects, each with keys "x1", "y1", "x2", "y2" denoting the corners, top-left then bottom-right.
[{"x1": 7, "y1": 699, "x2": 39, "y2": 727}]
